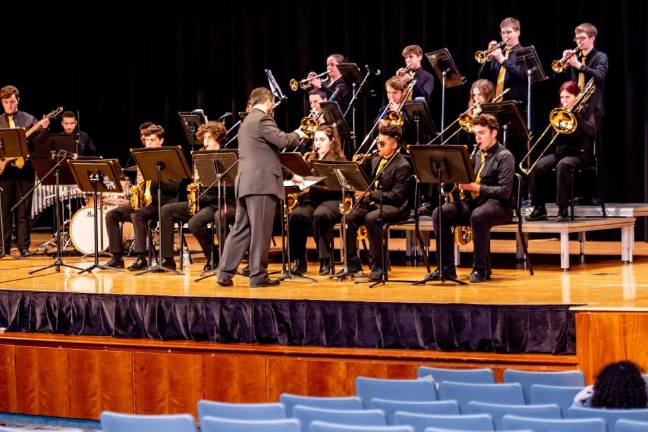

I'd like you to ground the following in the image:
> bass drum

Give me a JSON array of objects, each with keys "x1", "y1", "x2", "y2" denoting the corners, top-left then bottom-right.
[{"x1": 69, "y1": 205, "x2": 134, "y2": 254}]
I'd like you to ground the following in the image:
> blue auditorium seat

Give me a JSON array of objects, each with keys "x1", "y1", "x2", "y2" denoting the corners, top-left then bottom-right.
[
  {"x1": 201, "y1": 416, "x2": 301, "y2": 432},
  {"x1": 355, "y1": 377, "x2": 437, "y2": 408},
  {"x1": 280, "y1": 394, "x2": 364, "y2": 416},
  {"x1": 465, "y1": 401, "x2": 561, "y2": 429},
  {"x1": 368, "y1": 399, "x2": 460, "y2": 424},
  {"x1": 310, "y1": 421, "x2": 413, "y2": 432},
  {"x1": 293, "y1": 406, "x2": 386, "y2": 432},
  {"x1": 417, "y1": 367, "x2": 495, "y2": 385},
  {"x1": 393, "y1": 412, "x2": 494, "y2": 432},
  {"x1": 197, "y1": 400, "x2": 286, "y2": 420},
  {"x1": 100, "y1": 411, "x2": 196, "y2": 432},
  {"x1": 501, "y1": 414, "x2": 606, "y2": 432},
  {"x1": 503, "y1": 369, "x2": 585, "y2": 401},
  {"x1": 436, "y1": 382, "x2": 525, "y2": 411}
]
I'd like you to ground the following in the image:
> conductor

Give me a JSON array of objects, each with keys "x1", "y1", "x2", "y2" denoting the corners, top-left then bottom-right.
[{"x1": 217, "y1": 87, "x2": 307, "y2": 287}]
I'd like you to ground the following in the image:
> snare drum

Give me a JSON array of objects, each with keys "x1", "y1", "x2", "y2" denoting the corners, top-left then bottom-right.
[
  {"x1": 104, "y1": 179, "x2": 132, "y2": 206},
  {"x1": 70, "y1": 205, "x2": 134, "y2": 254}
]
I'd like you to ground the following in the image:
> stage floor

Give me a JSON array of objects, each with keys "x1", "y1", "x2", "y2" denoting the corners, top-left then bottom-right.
[{"x1": 1, "y1": 234, "x2": 647, "y2": 311}]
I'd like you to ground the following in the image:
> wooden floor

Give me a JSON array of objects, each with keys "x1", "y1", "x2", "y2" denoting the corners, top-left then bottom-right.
[{"x1": 0, "y1": 233, "x2": 646, "y2": 310}]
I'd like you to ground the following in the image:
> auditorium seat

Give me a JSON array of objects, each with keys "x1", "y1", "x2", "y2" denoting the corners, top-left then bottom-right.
[
  {"x1": 567, "y1": 406, "x2": 648, "y2": 431},
  {"x1": 393, "y1": 412, "x2": 494, "y2": 432},
  {"x1": 436, "y1": 382, "x2": 525, "y2": 411},
  {"x1": 503, "y1": 369, "x2": 585, "y2": 401},
  {"x1": 616, "y1": 419, "x2": 648, "y2": 432},
  {"x1": 280, "y1": 394, "x2": 364, "y2": 416},
  {"x1": 501, "y1": 414, "x2": 606, "y2": 432},
  {"x1": 201, "y1": 417, "x2": 301, "y2": 432},
  {"x1": 417, "y1": 367, "x2": 495, "y2": 385},
  {"x1": 367, "y1": 399, "x2": 460, "y2": 424},
  {"x1": 527, "y1": 384, "x2": 582, "y2": 415},
  {"x1": 355, "y1": 377, "x2": 437, "y2": 408},
  {"x1": 310, "y1": 421, "x2": 413, "y2": 432},
  {"x1": 100, "y1": 412, "x2": 196, "y2": 432},
  {"x1": 464, "y1": 401, "x2": 562, "y2": 429},
  {"x1": 293, "y1": 406, "x2": 386, "y2": 432},
  {"x1": 197, "y1": 400, "x2": 286, "y2": 420}
]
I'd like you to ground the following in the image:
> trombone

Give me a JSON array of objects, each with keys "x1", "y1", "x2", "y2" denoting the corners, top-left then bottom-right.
[
  {"x1": 352, "y1": 79, "x2": 416, "y2": 163},
  {"x1": 519, "y1": 78, "x2": 596, "y2": 175},
  {"x1": 429, "y1": 88, "x2": 510, "y2": 145},
  {"x1": 474, "y1": 41, "x2": 506, "y2": 64},
  {"x1": 289, "y1": 71, "x2": 328, "y2": 92},
  {"x1": 551, "y1": 47, "x2": 581, "y2": 73}
]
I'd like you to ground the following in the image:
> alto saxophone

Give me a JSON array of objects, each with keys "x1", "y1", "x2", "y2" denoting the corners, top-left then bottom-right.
[
  {"x1": 187, "y1": 164, "x2": 200, "y2": 216},
  {"x1": 131, "y1": 167, "x2": 152, "y2": 209}
]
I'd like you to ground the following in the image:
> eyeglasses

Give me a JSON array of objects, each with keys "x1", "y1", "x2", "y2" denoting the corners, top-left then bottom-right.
[
  {"x1": 376, "y1": 140, "x2": 386, "y2": 146},
  {"x1": 500, "y1": 30, "x2": 516, "y2": 35},
  {"x1": 574, "y1": 36, "x2": 590, "y2": 42}
]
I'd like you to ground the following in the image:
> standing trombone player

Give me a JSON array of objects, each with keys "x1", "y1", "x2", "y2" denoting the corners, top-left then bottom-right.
[{"x1": 525, "y1": 80, "x2": 596, "y2": 222}]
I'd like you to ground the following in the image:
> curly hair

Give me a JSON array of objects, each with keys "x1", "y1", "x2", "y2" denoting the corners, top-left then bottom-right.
[
  {"x1": 308, "y1": 125, "x2": 345, "y2": 161},
  {"x1": 197, "y1": 121, "x2": 227, "y2": 144},
  {"x1": 591, "y1": 360, "x2": 647, "y2": 409}
]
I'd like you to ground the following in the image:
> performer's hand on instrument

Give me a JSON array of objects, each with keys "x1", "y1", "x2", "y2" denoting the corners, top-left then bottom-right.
[
  {"x1": 39, "y1": 116, "x2": 50, "y2": 129},
  {"x1": 459, "y1": 182, "x2": 480, "y2": 193},
  {"x1": 307, "y1": 71, "x2": 322, "y2": 88},
  {"x1": 354, "y1": 190, "x2": 365, "y2": 200},
  {"x1": 567, "y1": 54, "x2": 581, "y2": 69},
  {"x1": 396, "y1": 68, "x2": 413, "y2": 83},
  {"x1": 295, "y1": 128, "x2": 308, "y2": 140}
]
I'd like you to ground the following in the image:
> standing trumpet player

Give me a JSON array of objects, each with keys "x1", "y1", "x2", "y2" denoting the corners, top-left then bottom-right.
[
  {"x1": 158, "y1": 121, "x2": 234, "y2": 271},
  {"x1": 429, "y1": 114, "x2": 514, "y2": 283},
  {"x1": 396, "y1": 44, "x2": 434, "y2": 106},
  {"x1": 308, "y1": 54, "x2": 352, "y2": 115}
]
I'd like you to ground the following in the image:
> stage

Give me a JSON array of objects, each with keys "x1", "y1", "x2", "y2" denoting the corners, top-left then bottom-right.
[{"x1": 0, "y1": 234, "x2": 647, "y2": 418}]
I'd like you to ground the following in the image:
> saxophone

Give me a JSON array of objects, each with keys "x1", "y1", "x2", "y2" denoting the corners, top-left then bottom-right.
[
  {"x1": 187, "y1": 163, "x2": 200, "y2": 216},
  {"x1": 130, "y1": 167, "x2": 152, "y2": 209}
]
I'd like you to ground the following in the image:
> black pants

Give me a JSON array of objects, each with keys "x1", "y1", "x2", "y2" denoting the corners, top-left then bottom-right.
[
  {"x1": 346, "y1": 203, "x2": 407, "y2": 270},
  {"x1": 105, "y1": 204, "x2": 158, "y2": 256},
  {"x1": 529, "y1": 152, "x2": 594, "y2": 207},
  {"x1": 0, "y1": 178, "x2": 34, "y2": 251},
  {"x1": 288, "y1": 200, "x2": 341, "y2": 261},
  {"x1": 432, "y1": 199, "x2": 512, "y2": 270},
  {"x1": 159, "y1": 201, "x2": 235, "y2": 259}
]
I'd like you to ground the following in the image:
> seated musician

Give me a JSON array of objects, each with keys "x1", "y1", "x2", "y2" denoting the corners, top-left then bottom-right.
[
  {"x1": 288, "y1": 125, "x2": 347, "y2": 276},
  {"x1": 378, "y1": 76, "x2": 415, "y2": 144},
  {"x1": 308, "y1": 88, "x2": 328, "y2": 118},
  {"x1": 396, "y1": 44, "x2": 434, "y2": 105},
  {"x1": 526, "y1": 81, "x2": 595, "y2": 222},
  {"x1": 469, "y1": 79, "x2": 496, "y2": 117},
  {"x1": 158, "y1": 121, "x2": 235, "y2": 271},
  {"x1": 104, "y1": 124, "x2": 179, "y2": 270},
  {"x1": 345, "y1": 124, "x2": 414, "y2": 282},
  {"x1": 429, "y1": 113, "x2": 514, "y2": 283}
]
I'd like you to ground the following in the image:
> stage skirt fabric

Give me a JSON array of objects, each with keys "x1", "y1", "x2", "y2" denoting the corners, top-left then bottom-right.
[{"x1": 0, "y1": 290, "x2": 575, "y2": 354}]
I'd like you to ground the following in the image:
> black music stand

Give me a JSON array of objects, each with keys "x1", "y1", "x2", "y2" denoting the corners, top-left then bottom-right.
[
  {"x1": 265, "y1": 69, "x2": 287, "y2": 106},
  {"x1": 277, "y1": 153, "x2": 323, "y2": 282},
  {"x1": 178, "y1": 110, "x2": 207, "y2": 147},
  {"x1": 193, "y1": 150, "x2": 238, "y2": 282},
  {"x1": 17, "y1": 153, "x2": 85, "y2": 273},
  {"x1": 480, "y1": 100, "x2": 530, "y2": 147},
  {"x1": 312, "y1": 161, "x2": 368, "y2": 280},
  {"x1": 320, "y1": 102, "x2": 352, "y2": 143},
  {"x1": 408, "y1": 145, "x2": 474, "y2": 285},
  {"x1": 338, "y1": 63, "x2": 370, "y2": 152},
  {"x1": 69, "y1": 159, "x2": 124, "y2": 273},
  {"x1": 403, "y1": 101, "x2": 437, "y2": 145},
  {"x1": 516, "y1": 46, "x2": 548, "y2": 154},
  {"x1": 426, "y1": 48, "x2": 467, "y2": 139},
  {"x1": 131, "y1": 146, "x2": 192, "y2": 275},
  {"x1": 0, "y1": 129, "x2": 29, "y2": 259}
]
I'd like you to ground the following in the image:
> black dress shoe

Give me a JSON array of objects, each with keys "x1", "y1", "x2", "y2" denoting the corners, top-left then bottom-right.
[
  {"x1": 319, "y1": 259, "x2": 331, "y2": 276},
  {"x1": 469, "y1": 268, "x2": 491, "y2": 283},
  {"x1": 203, "y1": 261, "x2": 215, "y2": 272},
  {"x1": 526, "y1": 206, "x2": 548, "y2": 221},
  {"x1": 290, "y1": 259, "x2": 307, "y2": 275},
  {"x1": 369, "y1": 267, "x2": 384, "y2": 281},
  {"x1": 217, "y1": 278, "x2": 233, "y2": 287},
  {"x1": 19, "y1": 248, "x2": 31, "y2": 257},
  {"x1": 425, "y1": 267, "x2": 458, "y2": 281},
  {"x1": 105, "y1": 257, "x2": 125, "y2": 269},
  {"x1": 127, "y1": 255, "x2": 148, "y2": 271},
  {"x1": 252, "y1": 278, "x2": 280, "y2": 287},
  {"x1": 556, "y1": 206, "x2": 570, "y2": 222},
  {"x1": 161, "y1": 257, "x2": 177, "y2": 271},
  {"x1": 237, "y1": 266, "x2": 250, "y2": 277}
]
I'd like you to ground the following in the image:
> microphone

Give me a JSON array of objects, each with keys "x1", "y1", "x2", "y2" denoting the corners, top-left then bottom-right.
[
  {"x1": 218, "y1": 112, "x2": 233, "y2": 121},
  {"x1": 365, "y1": 65, "x2": 381, "y2": 76}
]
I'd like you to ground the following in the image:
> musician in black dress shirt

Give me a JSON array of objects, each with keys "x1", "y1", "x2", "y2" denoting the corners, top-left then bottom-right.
[
  {"x1": 60, "y1": 111, "x2": 96, "y2": 156},
  {"x1": 345, "y1": 124, "x2": 414, "y2": 282},
  {"x1": 478, "y1": 17, "x2": 527, "y2": 111},
  {"x1": 396, "y1": 44, "x2": 434, "y2": 105},
  {"x1": 308, "y1": 54, "x2": 352, "y2": 115},
  {"x1": 0, "y1": 85, "x2": 50, "y2": 256},
  {"x1": 429, "y1": 114, "x2": 514, "y2": 283},
  {"x1": 526, "y1": 81, "x2": 595, "y2": 222}
]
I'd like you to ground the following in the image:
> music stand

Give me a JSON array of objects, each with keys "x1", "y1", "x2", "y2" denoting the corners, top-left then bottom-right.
[
  {"x1": 68, "y1": 159, "x2": 124, "y2": 273},
  {"x1": 408, "y1": 145, "x2": 474, "y2": 285},
  {"x1": 265, "y1": 69, "x2": 287, "y2": 107},
  {"x1": 16, "y1": 153, "x2": 85, "y2": 273},
  {"x1": 131, "y1": 146, "x2": 192, "y2": 275},
  {"x1": 425, "y1": 48, "x2": 467, "y2": 138},
  {"x1": 312, "y1": 161, "x2": 368, "y2": 280},
  {"x1": 277, "y1": 153, "x2": 323, "y2": 282},
  {"x1": 320, "y1": 102, "x2": 351, "y2": 142},
  {"x1": 403, "y1": 101, "x2": 437, "y2": 145},
  {"x1": 178, "y1": 110, "x2": 207, "y2": 147},
  {"x1": 0, "y1": 129, "x2": 29, "y2": 258},
  {"x1": 480, "y1": 100, "x2": 530, "y2": 147},
  {"x1": 337, "y1": 63, "x2": 371, "y2": 152},
  {"x1": 192, "y1": 150, "x2": 238, "y2": 282}
]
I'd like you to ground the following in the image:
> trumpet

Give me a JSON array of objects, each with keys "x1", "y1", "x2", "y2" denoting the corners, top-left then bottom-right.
[
  {"x1": 429, "y1": 88, "x2": 510, "y2": 144},
  {"x1": 474, "y1": 41, "x2": 506, "y2": 63},
  {"x1": 289, "y1": 71, "x2": 328, "y2": 92},
  {"x1": 551, "y1": 47, "x2": 581, "y2": 73},
  {"x1": 519, "y1": 78, "x2": 596, "y2": 175}
]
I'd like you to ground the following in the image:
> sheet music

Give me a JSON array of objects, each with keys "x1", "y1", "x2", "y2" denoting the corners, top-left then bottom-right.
[{"x1": 283, "y1": 176, "x2": 324, "y2": 191}]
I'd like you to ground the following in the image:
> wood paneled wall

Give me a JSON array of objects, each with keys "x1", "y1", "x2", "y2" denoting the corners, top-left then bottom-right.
[{"x1": 0, "y1": 333, "x2": 579, "y2": 420}]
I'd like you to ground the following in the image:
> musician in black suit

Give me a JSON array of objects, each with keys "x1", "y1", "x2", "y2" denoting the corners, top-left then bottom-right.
[
  {"x1": 59, "y1": 111, "x2": 96, "y2": 156},
  {"x1": 345, "y1": 124, "x2": 414, "y2": 282},
  {"x1": 0, "y1": 85, "x2": 50, "y2": 256},
  {"x1": 429, "y1": 114, "x2": 515, "y2": 283},
  {"x1": 158, "y1": 121, "x2": 234, "y2": 271},
  {"x1": 104, "y1": 124, "x2": 179, "y2": 270},
  {"x1": 526, "y1": 81, "x2": 595, "y2": 222},
  {"x1": 478, "y1": 17, "x2": 527, "y2": 110},
  {"x1": 396, "y1": 44, "x2": 435, "y2": 105},
  {"x1": 308, "y1": 54, "x2": 352, "y2": 115},
  {"x1": 288, "y1": 125, "x2": 347, "y2": 276},
  {"x1": 216, "y1": 87, "x2": 306, "y2": 287}
]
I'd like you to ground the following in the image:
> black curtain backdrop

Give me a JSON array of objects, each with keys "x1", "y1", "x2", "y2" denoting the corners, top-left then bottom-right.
[{"x1": 2, "y1": 1, "x2": 646, "y2": 215}]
